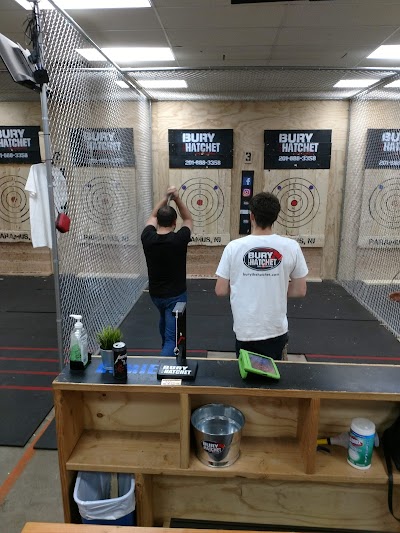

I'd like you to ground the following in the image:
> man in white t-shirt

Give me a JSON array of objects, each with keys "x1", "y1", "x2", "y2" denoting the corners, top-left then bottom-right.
[{"x1": 215, "y1": 191, "x2": 308, "y2": 360}]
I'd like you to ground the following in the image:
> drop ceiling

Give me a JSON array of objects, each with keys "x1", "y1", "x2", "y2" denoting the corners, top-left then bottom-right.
[{"x1": 1, "y1": 0, "x2": 400, "y2": 101}]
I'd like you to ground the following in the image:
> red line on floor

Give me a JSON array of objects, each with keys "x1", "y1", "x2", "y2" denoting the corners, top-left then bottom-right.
[
  {"x1": 307, "y1": 354, "x2": 400, "y2": 361},
  {"x1": 0, "y1": 370, "x2": 59, "y2": 376},
  {"x1": 0, "y1": 346, "x2": 57, "y2": 351},
  {"x1": 0, "y1": 385, "x2": 53, "y2": 391},
  {"x1": 0, "y1": 414, "x2": 54, "y2": 506},
  {"x1": 0, "y1": 357, "x2": 59, "y2": 362}
]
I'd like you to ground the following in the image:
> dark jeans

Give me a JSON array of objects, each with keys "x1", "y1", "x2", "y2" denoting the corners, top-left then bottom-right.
[
  {"x1": 235, "y1": 332, "x2": 289, "y2": 361},
  {"x1": 151, "y1": 291, "x2": 187, "y2": 357}
]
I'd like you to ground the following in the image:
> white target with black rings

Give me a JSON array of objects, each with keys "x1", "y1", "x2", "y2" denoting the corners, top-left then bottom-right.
[
  {"x1": 369, "y1": 177, "x2": 400, "y2": 229},
  {"x1": 180, "y1": 177, "x2": 224, "y2": 227},
  {"x1": 83, "y1": 176, "x2": 129, "y2": 227},
  {"x1": 272, "y1": 177, "x2": 320, "y2": 228},
  {"x1": 0, "y1": 174, "x2": 30, "y2": 224}
]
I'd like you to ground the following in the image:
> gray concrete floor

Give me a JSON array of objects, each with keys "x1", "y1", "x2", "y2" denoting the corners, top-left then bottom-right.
[{"x1": 0, "y1": 410, "x2": 64, "y2": 533}]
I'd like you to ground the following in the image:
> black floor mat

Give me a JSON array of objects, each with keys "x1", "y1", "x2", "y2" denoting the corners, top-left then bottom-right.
[
  {"x1": 34, "y1": 418, "x2": 57, "y2": 450},
  {"x1": 0, "y1": 276, "x2": 55, "y2": 313},
  {"x1": 0, "y1": 347, "x2": 58, "y2": 446},
  {"x1": 122, "y1": 280, "x2": 399, "y2": 358},
  {"x1": 0, "y1": 276, "x2": 399, "y2": 448},
  {"x1": 289, "y1": 317, "x2": 400, "y2": 357},
  {"x1": 0, "y1": 389, "x2": 54, "y2": 447},
  {"x1": 287, "y1": 281, "x2": 376, "y2": 320}
]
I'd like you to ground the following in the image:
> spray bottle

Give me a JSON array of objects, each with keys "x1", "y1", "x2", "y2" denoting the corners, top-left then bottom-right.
[{"x1": 69, "y1": 314, "x2": 89, "y2": 370}]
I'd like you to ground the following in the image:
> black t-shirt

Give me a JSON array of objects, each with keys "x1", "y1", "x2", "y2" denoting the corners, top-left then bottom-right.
[{"x1": 141, "y1": 225, "x2": 191, "y2": 297}]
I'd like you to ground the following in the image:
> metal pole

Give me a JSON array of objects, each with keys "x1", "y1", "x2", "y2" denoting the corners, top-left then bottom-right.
[{"x1": 33, "y1": 0, "x2": 64, "y2": 370}]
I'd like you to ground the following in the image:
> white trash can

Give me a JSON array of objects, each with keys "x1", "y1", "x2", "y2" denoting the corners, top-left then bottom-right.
[{"x1": 73, "y1": 471, "x2": 135, "y2": 525}]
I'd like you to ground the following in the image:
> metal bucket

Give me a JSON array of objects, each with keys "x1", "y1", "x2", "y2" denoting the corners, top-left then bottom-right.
[{"x1": 191, "y1": 404, "x2": 245, "y2": 467}]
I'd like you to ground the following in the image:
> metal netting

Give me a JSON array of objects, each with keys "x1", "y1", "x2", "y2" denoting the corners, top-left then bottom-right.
[
  {"x1": 125, "y1": 67, "x2": 399, "y2": 101},
  {"x1": 338, "y1": 83, "x2": 400, "y2": 338},
  {"x1": 30, "y1": 2, "x2": 400, "y2": 357},
  {"x1": 40, "y1": 8, "x2": 152, "y2": 359}
]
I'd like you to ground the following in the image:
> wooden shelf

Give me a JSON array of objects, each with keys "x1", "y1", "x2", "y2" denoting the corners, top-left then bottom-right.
[
  {"x1": 66, "y1": 432, "x2": 396, "y2": 485},
  {"x1": 54, "y1": 358, "x2": 400, "y2": 531},
  {"x1": 314, "y1": 445, "x2": 399, "y2": 484},
  {"x1": 66, "y1": 430, "x2": 181, "y2": 473}
]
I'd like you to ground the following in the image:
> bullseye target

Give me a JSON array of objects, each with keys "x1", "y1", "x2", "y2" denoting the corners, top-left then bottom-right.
[
  {"x1": 369, "y1": 177, "x2": 400, "y2": 229},
  {"x1": 272, "y1": 177, "x2": 320, "y2": 228},
  {"x1": 180, "y1": 177, "x2": 224, "y2": 227},
  {"x1": 0, "y1": 174, "x2": 29, "y2": 224},
  {"x1": 83, "y1": 176, "x2": 129, "y2": 226}
]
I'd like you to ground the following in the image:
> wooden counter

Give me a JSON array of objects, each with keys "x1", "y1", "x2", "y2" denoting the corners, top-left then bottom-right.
[
  {"x1": 21, "y1": 525, "x2": 298, "y2": 533},
  {"x1": 53, "y1": 357, "x2": 400, "y2": 532}
]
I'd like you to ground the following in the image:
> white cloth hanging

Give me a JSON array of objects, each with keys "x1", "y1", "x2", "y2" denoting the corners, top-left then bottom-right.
[{"x1": 25, "y1": 163, "x2": 68, "y2": 248}]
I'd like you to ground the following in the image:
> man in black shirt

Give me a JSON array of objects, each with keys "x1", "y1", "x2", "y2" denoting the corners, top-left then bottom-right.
[{"x1": 141, "y1": 186, "x2": 193, "y2": 356}]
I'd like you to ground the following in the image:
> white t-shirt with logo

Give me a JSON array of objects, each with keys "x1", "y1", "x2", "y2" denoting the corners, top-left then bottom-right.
[
  {"x1": 25, "y1": 163, "x2": 67, "y2": 248},
  {"x1": 216, "y1": 234, "x2": 308, "y2": 341}
]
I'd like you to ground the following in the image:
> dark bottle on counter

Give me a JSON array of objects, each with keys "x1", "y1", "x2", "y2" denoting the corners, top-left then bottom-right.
[{"x1": 113, "y1": 341, "x2": 127, "y2": 381}]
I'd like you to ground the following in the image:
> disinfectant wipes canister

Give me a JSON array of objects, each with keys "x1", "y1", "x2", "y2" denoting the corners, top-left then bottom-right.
[{"x1": 347, "y1": 418, "x2": 376, "y2": 470}]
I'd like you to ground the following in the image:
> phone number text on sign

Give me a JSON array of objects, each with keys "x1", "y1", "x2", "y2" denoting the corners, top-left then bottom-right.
[
  {"x1": 185, "y1": 160, "x2": 222, "y2": 166},
  {"x1": 278, "y1": 155, "x2": 316, "y2": 162},
  {"x1": 0, "y1": 153, "x2": 29, "y2": 160}
]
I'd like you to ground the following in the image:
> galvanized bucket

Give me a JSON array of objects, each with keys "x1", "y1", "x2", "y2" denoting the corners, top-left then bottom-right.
[{"x1": 191, "y1": 403, "x2": 245, "y2": 467}]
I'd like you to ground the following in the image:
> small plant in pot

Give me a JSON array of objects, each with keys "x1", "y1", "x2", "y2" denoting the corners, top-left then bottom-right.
[{"x1": 96, "y1": 326, "x2": 123, "y2": 371}]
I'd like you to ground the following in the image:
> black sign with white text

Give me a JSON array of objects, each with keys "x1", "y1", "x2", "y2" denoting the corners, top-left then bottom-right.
[
  {"x1": 169, "y1": 129, "x2": 233, "y2": 168},
  {"x1": 0, "y1": 126, "x2": 40, "y2": 164},
  {"x1": 239, "y1": 170, "x2": 254, "y2": 234},
  {"x1": 70, "y1": 128, "x2": 135, "y2": 167},
  {"x1": 264, "y1": 130, "x2": 332, "y2": 169},
  {"x1": 365, "y1": 129, "x2": 400, "y2": 168}
]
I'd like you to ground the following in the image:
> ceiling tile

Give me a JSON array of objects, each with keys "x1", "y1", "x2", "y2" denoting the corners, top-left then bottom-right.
[
  {"x1": 70, "y1": 8, "x2": 161, "y2": 32},
  {"x1": 156, "y1": 4, "x2": 285, "y2": 29},
  {"x1": 283, "y1": 2, "x2": 400, "y2": 27},
  {"x1": 276, "y1": 26, "x2": 399, "y2": 47},
  {"x1": 167, "y1": 27, "x2": 278, "y2": 48},
  {"x1": 84, "y1": 30, "x2": 170, "y2": 47}
]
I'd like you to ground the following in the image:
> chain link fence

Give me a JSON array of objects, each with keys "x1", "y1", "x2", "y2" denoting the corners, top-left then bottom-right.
[
  {"x1": 41, "y1": 8, "x2": 152, "y2": 358},
  {"x1": 33, "y1": 4, "x2": 400, "y2": 358},
  {"x1": 338, "y1": 83, "x2": 400, "y2": 338}
]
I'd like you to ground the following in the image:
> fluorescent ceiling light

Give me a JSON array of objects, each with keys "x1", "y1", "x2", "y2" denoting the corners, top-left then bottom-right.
[
  {"x1": 138, "y1": 80, "x2": 188, "y2": 89},
  {"x1": 116, "y1": 80, "x2": 130, "y2": 88},
  {"x1": 76, "y1": 47, "x2": 175, "y2": 63},
  {"x1": 384, "y1": 80, "x2": 400, "y2": 88},
  {"x1": 14, "y1": 0, "x2": 150, "y2": 9},
  {"x1": 334, "y1": 79, "x2": 378, "y2": 88},
  {"x1": 368, "y1": 45, "x2": 400, "y2": 60}
]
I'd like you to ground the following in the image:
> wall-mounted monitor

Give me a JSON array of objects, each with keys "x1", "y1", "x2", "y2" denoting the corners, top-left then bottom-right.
[{"x1": 0, "y1": 33, "x2": 39, "y2": 92}]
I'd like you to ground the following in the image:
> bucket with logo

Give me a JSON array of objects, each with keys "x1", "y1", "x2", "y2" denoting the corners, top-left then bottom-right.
[
  {"x1": 191, "y1": 403, "x2": 245, "y2": 468},
  {"x1": 347, "y1": 417, "x2": 376, "y2": 470}
]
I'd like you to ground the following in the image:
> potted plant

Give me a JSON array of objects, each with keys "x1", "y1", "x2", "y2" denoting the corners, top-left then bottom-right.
[{"x1": 96, "y1": 326, "x2": 123, "y2": 371}]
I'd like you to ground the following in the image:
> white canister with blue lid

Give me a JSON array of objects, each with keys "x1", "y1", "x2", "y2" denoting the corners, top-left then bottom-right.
[{"x1": 347, "y1": 417, "x2": 376, "y2": 470}]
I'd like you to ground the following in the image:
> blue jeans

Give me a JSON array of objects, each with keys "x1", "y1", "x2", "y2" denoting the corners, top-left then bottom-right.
[{"x1": 151, "y1": 292, "x2": 187, "y2": 356}]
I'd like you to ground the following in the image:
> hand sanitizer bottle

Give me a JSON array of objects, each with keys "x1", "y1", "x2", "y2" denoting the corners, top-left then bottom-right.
[{"x1": 69, "y1": 314, "x2": 89, "y2": 370}]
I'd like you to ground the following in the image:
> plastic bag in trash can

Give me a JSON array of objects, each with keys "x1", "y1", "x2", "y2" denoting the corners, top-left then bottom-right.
[{"x1": 73, "y1": 471, "x2": 135, "y2": 521}]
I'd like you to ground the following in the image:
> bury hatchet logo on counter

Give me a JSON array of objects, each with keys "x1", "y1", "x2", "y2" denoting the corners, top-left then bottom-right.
[{"x1": 243, "y1": 248, "x2": 283, "y2": 271}]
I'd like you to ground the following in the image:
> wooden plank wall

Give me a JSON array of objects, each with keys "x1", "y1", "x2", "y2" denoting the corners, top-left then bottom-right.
[
  {"x1": 339, "y1": 100, "x2": 400, "y2": 282},
  {"x1": 1, "y1": 99, "x2": 349, "y2": 278},
  {"x1": 152, "y1": 100, "x2": 349, "y2": 280},
  {"x1": 0, "y1": 102, "x2": 52, "y2": 275}
]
